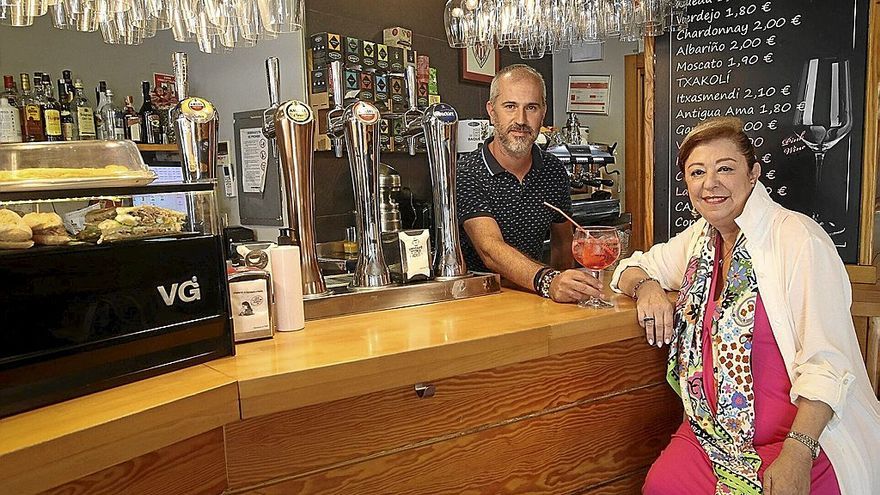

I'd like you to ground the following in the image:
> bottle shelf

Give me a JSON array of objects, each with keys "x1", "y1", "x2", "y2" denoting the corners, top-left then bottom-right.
[{"x1": 137, "y1": 144, "x2": 179, "y2": 152}]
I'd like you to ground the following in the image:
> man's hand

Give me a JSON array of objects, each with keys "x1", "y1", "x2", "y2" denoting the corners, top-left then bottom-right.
[
  {"x1": 549, "y1": 269, "x2": 604, "y2": 303},
  {"x1": 763, "y1": 441, "x2": 812, "y2": 495}
]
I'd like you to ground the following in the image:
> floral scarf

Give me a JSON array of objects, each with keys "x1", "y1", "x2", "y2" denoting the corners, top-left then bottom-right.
[{"x1": 668, "y1": 224, "x2": 762, "y2": 494}]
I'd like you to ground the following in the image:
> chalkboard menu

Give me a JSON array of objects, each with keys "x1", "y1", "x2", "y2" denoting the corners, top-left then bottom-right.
[{"x1": 654, "y1": 0, "x2": 870, "y2": 263}]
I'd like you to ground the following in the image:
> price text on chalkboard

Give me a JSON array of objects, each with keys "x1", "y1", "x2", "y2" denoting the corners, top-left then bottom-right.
[{"x1": 654, "y1": 0, "x2": 870, "y2": 264}]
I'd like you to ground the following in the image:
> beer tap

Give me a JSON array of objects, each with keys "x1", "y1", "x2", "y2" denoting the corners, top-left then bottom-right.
[
  {"x1": 262, "y1": 57, "x2": 281, "y2": 140},
  {"x1": 400, "y1": 66, "x2": 469, "y2": 280},
  {"x1": 401, "y1": 66, "x2": 423, "y2": 156},
  {"x1": 326, "y1": 61, "x2": 346, "y2": 158},
  {"x1": 326, "y1": 62, "x2": 392, "y2": 290},
  {"x1": 266, "y1": 57, "x2": 330, "y2": 298},
  {"x1": 170, "y1": 52, "x2": 218, "y2": 183}
]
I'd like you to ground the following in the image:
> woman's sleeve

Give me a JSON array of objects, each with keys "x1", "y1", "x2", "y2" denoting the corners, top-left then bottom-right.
[
  {"x1": 786, "y1": 232, "x2": 860, "y2": 417},
  {"x1": 610, "y1": 220, "x2": 701, "y2": 294}
]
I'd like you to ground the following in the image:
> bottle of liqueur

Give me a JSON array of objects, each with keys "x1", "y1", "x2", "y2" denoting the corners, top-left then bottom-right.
[
  {"x1": 100, "y1": 89, "x2": 126, "y2": 140},
  {"x1": 0, "y1": 75, "x2": 22, "y2": 143},
  {"x1": 73, "y1": 79, "x2": 96, "y2": 140},
  {"x1": 123, "y1": 95, "x2": 142, "y2": 142},
  {"x1": 1, "y1": 75, "x2": 20, "y2": 107},
  {"x1": 40, "y1": 73, "x2": 63, "y2": 142},
  {"x1": 139, "y1": 81, "x2": 161, "y2": 144},
  {"x1": 18, "y1": 74, "x2": 45, "y2": 142},
  {"x1": 94, "y1": 81, "x2": 108, "y2": 139},
  {"x1": 57, "y1": 78, "x2": 76, "y2": 141},
  {"x1": 0, "y1": 91, "x2": 22, "y2": 143}
]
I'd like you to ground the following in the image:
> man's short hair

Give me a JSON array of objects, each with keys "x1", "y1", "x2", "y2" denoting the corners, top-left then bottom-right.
[{"x1": 489, "y1": 64, "x2": 546, "y2": 106}]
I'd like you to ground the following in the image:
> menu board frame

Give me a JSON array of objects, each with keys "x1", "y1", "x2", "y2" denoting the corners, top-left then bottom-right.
[{"x1": 638, "y1": 1, "x2": 880, "y2": 268}]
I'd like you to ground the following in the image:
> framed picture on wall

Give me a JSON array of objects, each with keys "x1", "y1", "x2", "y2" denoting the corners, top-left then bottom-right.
[
  {"x1": 461, "y1": 45, "x2": 500, "y2": 84},
  {"x1": 566, "y1": 74, "x2": 611, "y2": 115}
]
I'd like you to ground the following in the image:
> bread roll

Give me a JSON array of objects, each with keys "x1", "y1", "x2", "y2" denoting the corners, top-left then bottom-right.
[{"x1": 0, "y1": 209, "x2": 33, "y2": 242}]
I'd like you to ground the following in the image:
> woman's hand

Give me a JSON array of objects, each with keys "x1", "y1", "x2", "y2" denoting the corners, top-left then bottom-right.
[
  {"x1": 763, "y1": 442, "x2": 812, "y2": 495},
  {"x1": 635, "y1": 281, "x2": 674, "y2": 347}
]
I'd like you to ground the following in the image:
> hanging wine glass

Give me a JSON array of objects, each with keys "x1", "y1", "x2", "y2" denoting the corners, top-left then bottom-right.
[{"x1": 793, "y1": 57, "x2": 853, "y2": 236}]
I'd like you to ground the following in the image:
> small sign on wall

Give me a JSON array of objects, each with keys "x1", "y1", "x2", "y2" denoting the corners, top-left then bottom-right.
[{"x1": 566, "y1": 74, "x2": 611, "y2": 115}]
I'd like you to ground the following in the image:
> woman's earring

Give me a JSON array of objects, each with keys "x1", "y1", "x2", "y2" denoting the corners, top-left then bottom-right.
[{"x1": 691, "y1": 206, "x2": 701, "y2": 219}]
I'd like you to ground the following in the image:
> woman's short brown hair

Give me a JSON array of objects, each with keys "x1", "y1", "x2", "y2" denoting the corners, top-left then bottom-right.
[{"x1": 677, "y1": 117, "x2": 758, "y2": 173}]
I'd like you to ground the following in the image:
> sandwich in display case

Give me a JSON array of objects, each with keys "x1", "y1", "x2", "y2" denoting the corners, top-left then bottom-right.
[{"x1": 0, "y1": 141, "x2": 233, "y2": 418}]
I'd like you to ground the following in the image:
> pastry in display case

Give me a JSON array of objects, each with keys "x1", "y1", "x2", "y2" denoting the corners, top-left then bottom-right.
[{"x1": 0, "y1": 141, "x2": 232, "y2": 418}]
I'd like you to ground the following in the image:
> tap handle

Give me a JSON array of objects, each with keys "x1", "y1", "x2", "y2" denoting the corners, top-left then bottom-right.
[
  {"x1": 329, "y1": 60, "x2": 344, "y2": 111},
  {"x1": 172, "y1": 52, "x2": 188, "y2": 100},
  {"x1": 266, "y1": 57, "x2": 280, "y2": 107},
  {"x1": 405, "y1": 65, "x2": 418, "y2": 112}
]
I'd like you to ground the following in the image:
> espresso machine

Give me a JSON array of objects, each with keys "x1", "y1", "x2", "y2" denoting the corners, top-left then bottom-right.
[
  {"x1": 263, "y1": 57, "x2": 330, "y2": 298},
  {"x1": 400, "y1": 66, "x2": 468, "y2": 280}
]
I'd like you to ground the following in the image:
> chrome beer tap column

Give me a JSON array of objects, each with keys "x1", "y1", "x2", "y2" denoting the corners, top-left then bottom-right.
[
  {"x1": 401, "y1": 66, "x2": 468, "y2": 280},
  {"x1": 267, "y1": 58, "x2": 330, "y2": 298},
  {"x1": 326, "y1": 94, "x2": 392, "y2": 287},
  {"x1": 170, "y1": 52, "x2": 218, "y2": 183}
]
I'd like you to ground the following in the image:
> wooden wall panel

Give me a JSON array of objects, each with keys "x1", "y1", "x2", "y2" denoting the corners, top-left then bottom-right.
[
  {"x1": 225, "y1": 337, "x2": 671, "y2": 490},
  {"x1": 236, "y1": 384, "x2": 680, "y2": 495},
  {"x1": 40, "y1": 428, "x2": 227, "y2": 495},
  {"x1": 578, "y1": 468, "x2": 648, "y2": 495}
]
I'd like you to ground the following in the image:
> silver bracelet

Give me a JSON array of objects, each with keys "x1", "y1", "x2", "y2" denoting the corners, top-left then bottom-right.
[{"x1": 786, "y1": 431, "x2": 820, "y2": 460}]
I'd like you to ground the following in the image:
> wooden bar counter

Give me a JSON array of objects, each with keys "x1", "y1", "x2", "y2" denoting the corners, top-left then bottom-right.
[{"x1": 0, "y1": 289, "x2": 682, "y2": 495}]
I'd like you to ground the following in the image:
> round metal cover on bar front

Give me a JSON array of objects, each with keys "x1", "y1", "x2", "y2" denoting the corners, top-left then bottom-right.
[
  {"x1": 283, "y1": 100, "x2": 314, "y2": 124},
  {"x1": 353, "y1": 101, "x2": 379, "y2": 124},
  {"x1": 180, "y1": 97, "x2": 216, "y2": 123}
]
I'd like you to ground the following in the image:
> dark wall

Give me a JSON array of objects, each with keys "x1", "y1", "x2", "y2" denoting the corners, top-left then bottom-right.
[{"x1": 307, "y1": 1, "x2": 553, "y2": 242}]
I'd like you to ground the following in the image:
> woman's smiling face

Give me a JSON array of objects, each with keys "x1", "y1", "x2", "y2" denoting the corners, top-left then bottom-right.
[{"x1": 684, "y1": 138, "x2": 761, "y2": 231}]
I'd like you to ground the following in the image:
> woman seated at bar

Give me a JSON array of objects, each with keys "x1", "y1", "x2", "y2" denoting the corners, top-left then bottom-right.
[{"x1": 612, "y1": 117, "x2": 880, "y2": 494}]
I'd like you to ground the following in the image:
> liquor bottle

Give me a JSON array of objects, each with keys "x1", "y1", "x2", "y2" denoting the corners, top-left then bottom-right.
[
  {"x1": 40, "y1": 74, "x2": 63, "y2": 142},
  {"x1": 99, "y1": 89, "x2": 125, "y2": 140},
  {"x1": 73, "y1": 79, "x2": 96, "y2": 140},
  {"x1": 2, "y1": 75, "x2": 20, "y2": 107},
  {"x1": 123, "y1": 95, "x2": 142, "y2": 142},
  {"x1": 58, "y1": 79, "x2": 76, "y2": 141},
  {"x1": 0, "y1": 92, "x2": 22, "y2": 143},
  {"x1": 18, "y1": 74, "x2": 45, "y2": 142},
  {"x1": 95, "y1": 81, "x2": 108, "y2": 139},
  {"x1": 139, "y1": 81, "x2": 161, "y2": 144}
]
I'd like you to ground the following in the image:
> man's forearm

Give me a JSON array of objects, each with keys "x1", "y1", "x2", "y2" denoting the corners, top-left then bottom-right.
[{"x1": 479, "y1": 241, "x2": 545, "y2": 291}]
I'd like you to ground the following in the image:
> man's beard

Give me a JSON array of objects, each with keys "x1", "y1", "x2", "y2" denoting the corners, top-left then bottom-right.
[{"x1": 496, "y1": 123, "x2": 535, "y2": 158}]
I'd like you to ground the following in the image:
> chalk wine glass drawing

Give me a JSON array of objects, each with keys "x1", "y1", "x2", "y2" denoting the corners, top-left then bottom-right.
[{"x1": 793, "y1": 57, "x2": 853, "y2": 236}]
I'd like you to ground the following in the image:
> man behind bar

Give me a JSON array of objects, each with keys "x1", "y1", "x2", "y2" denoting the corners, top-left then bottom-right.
[{"x1": 456, "y1": 64, "x2": 604, "y2": 302}]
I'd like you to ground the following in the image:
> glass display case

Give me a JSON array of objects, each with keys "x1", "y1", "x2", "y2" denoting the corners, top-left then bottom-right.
[{"x1": 0, "y1": 142, "x2": 232, "y2": 418}]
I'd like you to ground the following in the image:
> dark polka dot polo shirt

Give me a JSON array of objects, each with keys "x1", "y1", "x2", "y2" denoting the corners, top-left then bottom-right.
[{"x1": 455, "y1": 136, "x2": 572, "y2": 273}]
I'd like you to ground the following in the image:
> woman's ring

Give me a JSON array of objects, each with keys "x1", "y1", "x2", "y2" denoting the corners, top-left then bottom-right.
[{"x1": 643, "y1": 317, "x2": 655, "y2": 323}]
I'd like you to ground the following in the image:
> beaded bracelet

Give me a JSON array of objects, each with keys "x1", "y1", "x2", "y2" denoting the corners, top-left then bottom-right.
[
  {"x1": 538, "y1": 270, "x2": 561, "y2": 299},
  {"x1": 630, "y1": 276, "x2": 659, "y2": 301},
  {"x1": 533, "y1": 266, "x2": 552, "y2": 293}
]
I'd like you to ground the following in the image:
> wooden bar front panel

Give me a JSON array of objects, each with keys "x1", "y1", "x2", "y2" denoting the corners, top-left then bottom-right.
[{"x1": 225, "y1": 337, "x2": 681, "y2": 494}]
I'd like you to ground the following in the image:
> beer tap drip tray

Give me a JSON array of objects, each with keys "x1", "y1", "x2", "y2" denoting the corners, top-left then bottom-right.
[{"x1": 303, "y1": 272, "x2": 501, "y2": 320}]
